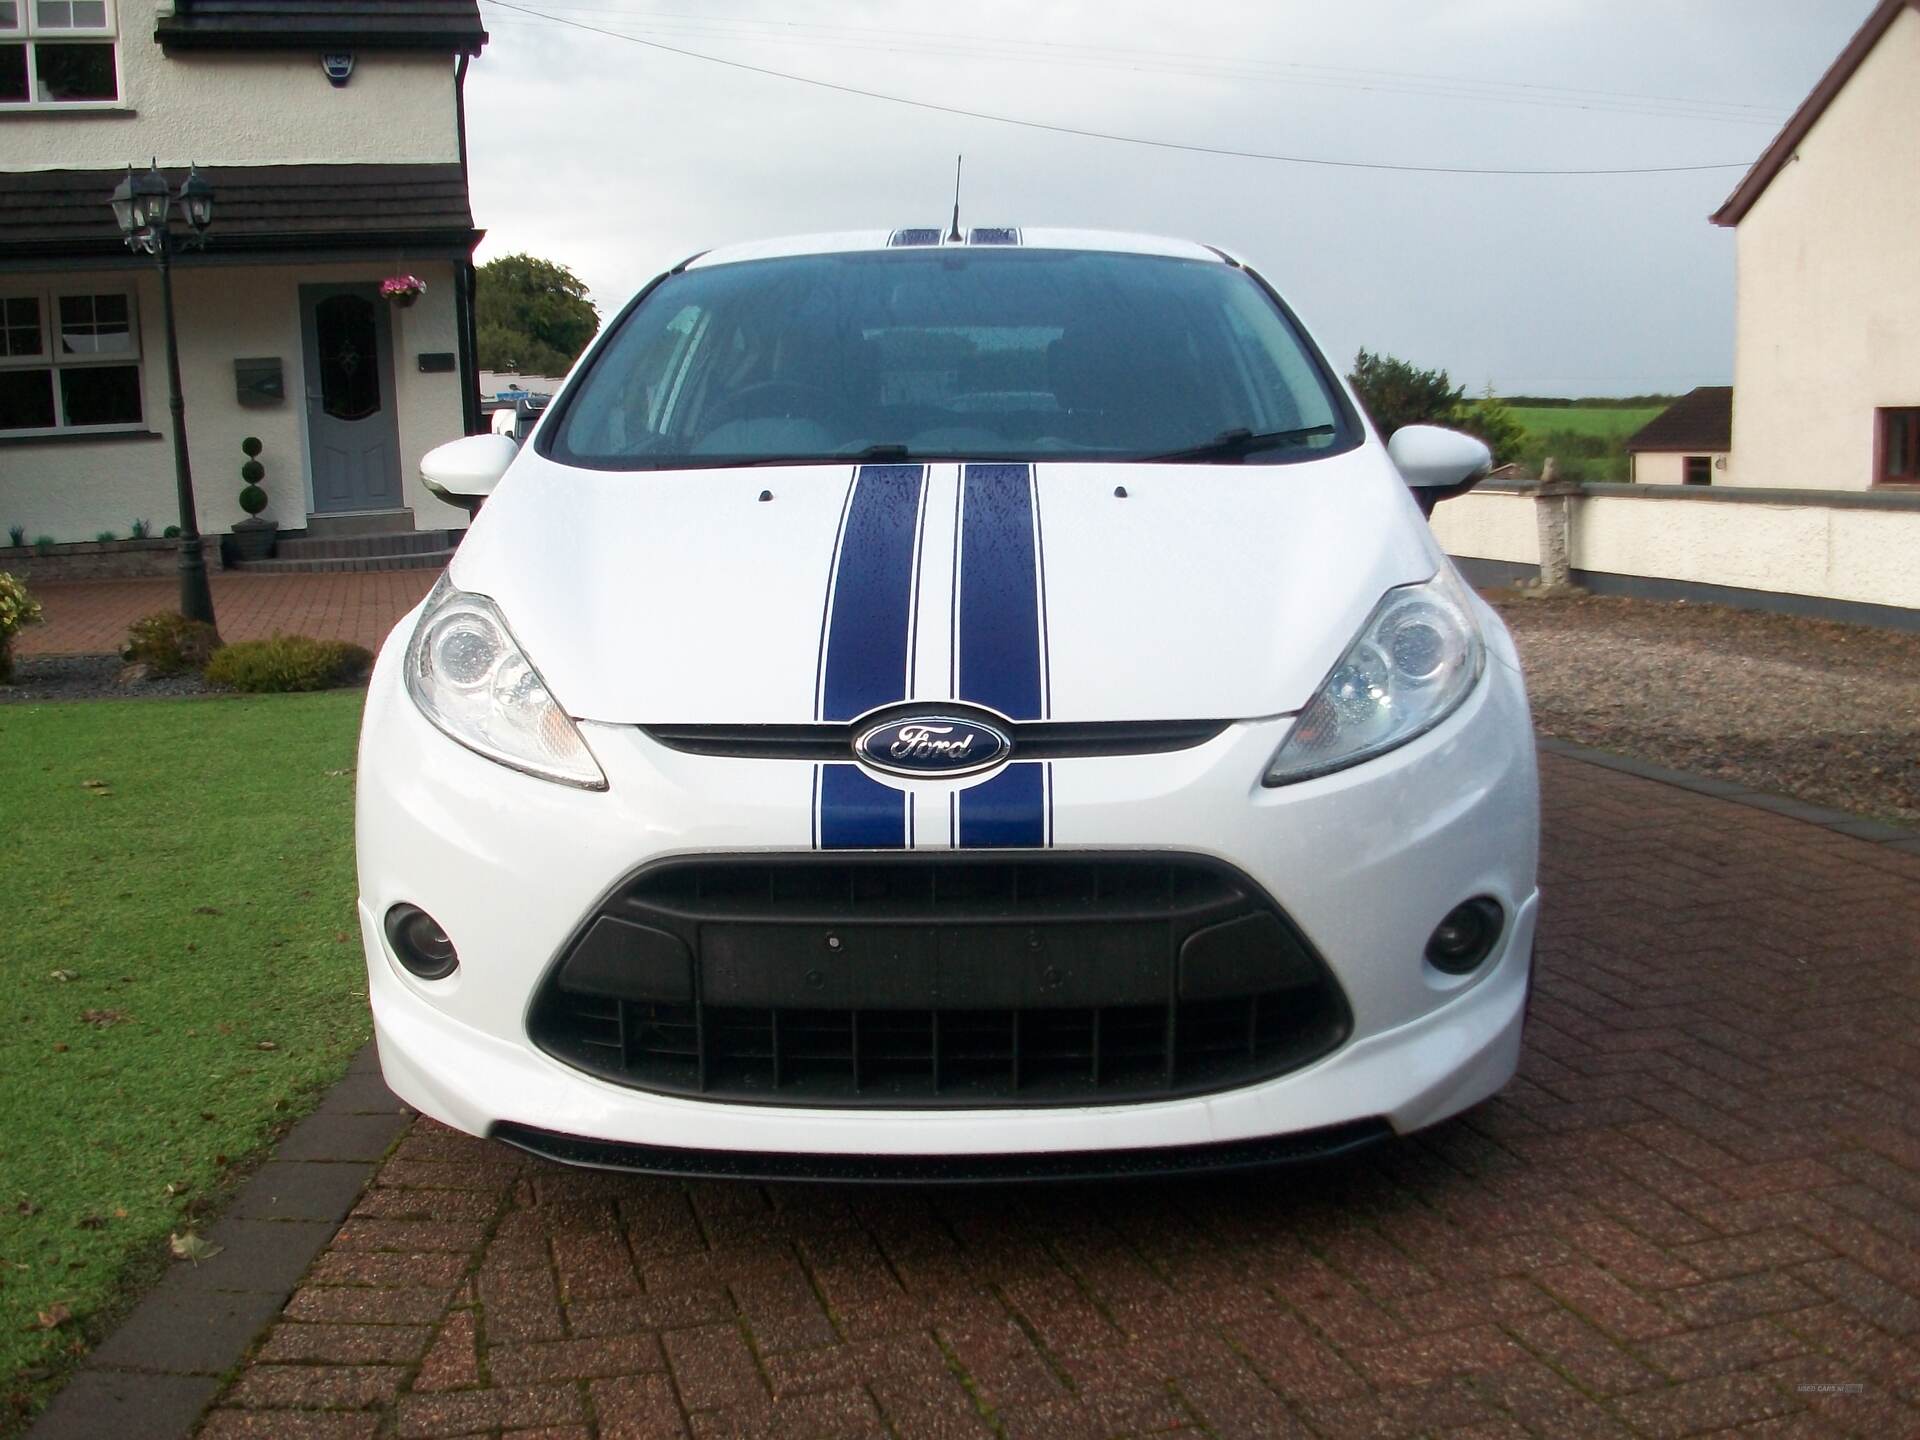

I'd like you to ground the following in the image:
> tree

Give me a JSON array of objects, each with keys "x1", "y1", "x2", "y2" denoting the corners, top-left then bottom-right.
[
  {"x1": 1346, "y1": 350, "x2": 1523, "y2": 465},
  {"x1": 475, "y1": 254, "x2": 599, "y2": 376}
]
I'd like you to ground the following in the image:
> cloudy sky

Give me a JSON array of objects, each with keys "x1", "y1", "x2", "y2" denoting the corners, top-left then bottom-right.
[{"x1": 463, "y1": 0, "x2": 1867, "y2": 397}]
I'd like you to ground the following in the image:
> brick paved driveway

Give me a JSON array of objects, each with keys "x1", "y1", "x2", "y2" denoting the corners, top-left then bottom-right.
[
  {"x1": 17, "y1": 571, "x2": 439, "y2": 658},
  {"x1": 195, "y1": 753, "x2": 1920, "y2": 1439}
]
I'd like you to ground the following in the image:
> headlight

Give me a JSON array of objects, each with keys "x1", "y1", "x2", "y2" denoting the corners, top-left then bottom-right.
[
  {"x1": 404, "y1": 577, "x2": 607, "y2": 790},
  {"x1": 1264, "y1": 567, "x2": 1484, "y2": 785}
]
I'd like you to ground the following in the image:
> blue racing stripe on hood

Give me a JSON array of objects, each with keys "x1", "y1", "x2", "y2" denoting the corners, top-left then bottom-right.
[
  {"x1": 812, "y1": 463, "x2": 928, "y2": 849},
  {"x1": 818, "y1": 464, "x2": 929, "y2": 723},
  {"x1": 953, "y1": 463, "x2": 1051, "y2": 847},
  {"x1": 953, "y1": 463, "x2": 1043, "y2": 722},
  {"x1": 955, "y1": 763, "x2": 1046, "y2": 848},
  {"x1": 818, "y1": 764, "x2": 908, "y2": 849}
]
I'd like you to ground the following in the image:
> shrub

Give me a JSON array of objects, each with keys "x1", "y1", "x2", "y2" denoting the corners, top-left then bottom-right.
[
  {"x1": 203, "y1": 635, "x2": 372, "y2": 693},
  {"x1": 95, "y1": 530, "x2": 117, "y2": 543},
  {"x1": 122, "y1": 611, "x2": 223, "y2": 676},
  {"x1": 163, "y1": 525, "x2": 181, "y2": 539},
  {"x1": 0, "y1": 571, "x2": 44, "y2": 683},
  {"x1": 237, "y1": 437, "x2": 269, "y2": 517},
  {"x1": 7, "y1": 526, "x2": 22, "y2": 548},
  {"x1": 33, "y1": 536, "x2": 55, "y2": 555},
  {"x1": 130, "y1": 519, "x2": 151, "y2": 539}
]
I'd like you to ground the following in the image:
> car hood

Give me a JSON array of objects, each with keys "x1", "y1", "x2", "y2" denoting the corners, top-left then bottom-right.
[{"x1": 448, "y1": 449, "x2": 1441, "y2": 725}]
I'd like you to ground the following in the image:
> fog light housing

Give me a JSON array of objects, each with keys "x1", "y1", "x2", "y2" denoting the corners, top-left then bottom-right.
[
  {"x1": 385, "y1": 904, "x2": 459, "y2": 980},
  {"x1": 1425, "y1": 898, "x2": 1503, "y2": 975}
]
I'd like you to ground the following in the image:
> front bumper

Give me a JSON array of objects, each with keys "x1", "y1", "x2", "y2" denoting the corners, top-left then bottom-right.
[{"x1": 357, "y1": 617, "x2": 1539, "y2": 1162}]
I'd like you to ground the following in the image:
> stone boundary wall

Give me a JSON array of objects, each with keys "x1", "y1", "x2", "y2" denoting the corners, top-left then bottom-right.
[{"x1": 0, "y1": 537, "x2": 222, "y2": 583}]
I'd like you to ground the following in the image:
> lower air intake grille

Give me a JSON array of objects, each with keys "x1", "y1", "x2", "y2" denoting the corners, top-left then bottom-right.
[{"x1": 528, "y1": 855, "x2": 1350, "y2": 1108}]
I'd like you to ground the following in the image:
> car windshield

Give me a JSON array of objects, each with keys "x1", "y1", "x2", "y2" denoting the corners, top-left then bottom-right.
[{"x1": 544, "y1": 247, "x2": 1356, "y2": 470}]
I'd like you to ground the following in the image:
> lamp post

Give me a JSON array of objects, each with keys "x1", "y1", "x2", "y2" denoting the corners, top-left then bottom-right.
[{"x1": 111, "y1": 160, "x2": 217, "y2": 626}]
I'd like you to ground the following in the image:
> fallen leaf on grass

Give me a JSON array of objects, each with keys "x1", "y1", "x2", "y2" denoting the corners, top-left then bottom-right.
[
  {"x1": 31, "y1": 1304, "x2": 71, "y2": 1331},
  {"x1": 324, "y1": 767, "x2": 355, "y2": 778},
  {"x1": 255, "y1": 1040, "x2": 278, "y2": 1051},
  {"x1": 14, "y1": 1200, "x2": 38, "y2": 1217},
  {"x1": 75, "y1": 1216, "x2": 106, "y2": 1231},
  {"x1": 79, "y1": 780, "x2": 111, "y2": 797},
  {"x1": 79, "y1": 1009, "x2": 128, "y2": 1029},
  {"x1": 46, "y1": 970, "x2": 78, "y2": 983},
  {"x1": 49, "y1": 1043, "x2": 67, "y2": 1054},
  {"x1": 169, "y1": 1233, "x2": 221, "y2": 1264}
]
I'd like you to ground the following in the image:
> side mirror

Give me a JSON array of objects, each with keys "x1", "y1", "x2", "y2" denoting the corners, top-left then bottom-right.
[
  {"x1": 421, "y1": 434, "x2": 519, "y2": 512},
  {"x1": 1387, "y1": 425, "x2": 1493, "y2": 515}
]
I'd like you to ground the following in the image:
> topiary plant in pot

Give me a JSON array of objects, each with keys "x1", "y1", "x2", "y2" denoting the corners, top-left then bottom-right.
[{"x1": 230, "y1": 436, "x2": 277, "y2": 562}]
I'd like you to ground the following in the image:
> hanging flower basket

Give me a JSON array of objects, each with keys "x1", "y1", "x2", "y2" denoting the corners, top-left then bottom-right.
[{"x1": 381, "y1": 275, "x2": 427, "y2": 309}]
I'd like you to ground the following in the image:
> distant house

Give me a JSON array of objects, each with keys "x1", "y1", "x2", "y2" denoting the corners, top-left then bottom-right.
[
  {"x1": 1430, "y1": 0, "x2": 1919, "y2": 624},
  {"x1": 0, "y1": 0, "x2": 489, "y2": 554},
  {"x1": 1711, "y1": 0, "x2": 1919, "y2": 492},
  {"x1": 1626, "y1": 387, "x2": 1732, "y2": 486}
]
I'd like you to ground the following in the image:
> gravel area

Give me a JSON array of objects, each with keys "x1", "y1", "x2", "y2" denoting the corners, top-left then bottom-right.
[
  {"x1": 0, "y1": 654, "x2": 220, "y2": 703},
  {"x1": 1490, "y1": 590, "x2": 1920, "y2": 824}
]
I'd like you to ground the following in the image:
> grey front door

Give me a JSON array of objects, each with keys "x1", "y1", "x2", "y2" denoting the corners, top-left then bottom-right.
[{"x1": 300, "y1": 284, "x2": 402, "y2": 513}]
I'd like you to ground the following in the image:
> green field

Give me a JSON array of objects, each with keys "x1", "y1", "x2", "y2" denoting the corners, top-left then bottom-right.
[
  {"x1": 1504, "y1": 405, "x2": 1664, "y2": 442},
  {"x1": 0, "y1": 692, "x2": 370, "y2": 1429},
  {"x1": 1502, "y1": 403, "x2": 1668, "y2": 483}
]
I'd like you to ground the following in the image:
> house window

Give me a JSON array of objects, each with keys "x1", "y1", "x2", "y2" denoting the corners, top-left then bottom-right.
[
  {"x1": 0, "y1": 289, "x2": 144, "y2": 434},
  {"x1": 0, "y1": 0, "x2": 118, "y2": 108},
  {"x1": 1683, "y1": 455, "x2": 1712, "y2": 486},
  {"x1": 1880, "y1": 408, "x2": 1920, "y2": 486}
]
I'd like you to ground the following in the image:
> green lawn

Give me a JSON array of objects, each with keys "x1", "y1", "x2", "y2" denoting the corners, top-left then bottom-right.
[{"x1": 0, "y1": 692, "x2": 369, "y2": 1426}]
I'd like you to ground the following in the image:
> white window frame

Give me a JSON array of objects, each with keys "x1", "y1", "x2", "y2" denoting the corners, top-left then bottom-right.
[
  {"x1": 0, "y1": 286, "x2": 146, "y2": 436},
  {"x1": 0, "y1": 0, "x2": 120, "y2": 111}
]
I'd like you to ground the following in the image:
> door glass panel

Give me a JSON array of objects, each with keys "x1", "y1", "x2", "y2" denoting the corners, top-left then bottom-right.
[{"x1": 316, "y1": 294, "x2": 380, "y2": 421}]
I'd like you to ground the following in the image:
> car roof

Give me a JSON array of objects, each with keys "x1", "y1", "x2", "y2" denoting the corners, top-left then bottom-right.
[{"x1": 682, "y1": 228, "x2": 1229, "y2": 271}]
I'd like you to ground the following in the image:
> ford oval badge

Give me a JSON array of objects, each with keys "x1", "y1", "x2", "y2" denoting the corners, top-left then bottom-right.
[{"x1": 855, "y1": 715, "x2": 1011, "y2": 779}]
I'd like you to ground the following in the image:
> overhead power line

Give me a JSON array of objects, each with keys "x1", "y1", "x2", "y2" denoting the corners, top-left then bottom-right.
[
  {"x1": 501, "y1": 1, "x2": 1788, "y2": 128},
  {"x1": 482, "y1": 0, "x2": 1757, "y2": 177}
]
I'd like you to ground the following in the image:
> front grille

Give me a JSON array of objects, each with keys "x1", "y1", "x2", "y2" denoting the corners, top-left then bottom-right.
[
  {"x1": 528, "y1": 855, "x2": 1351, "y2": 1108},
  {"x1": 640, "y1": 717, "x2": 1229, "y2": 761}
]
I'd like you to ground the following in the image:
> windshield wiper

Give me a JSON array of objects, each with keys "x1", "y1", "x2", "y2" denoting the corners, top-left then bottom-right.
[{"x1": 1136, "y1": 424, "x2": 1335, "y2": 464}]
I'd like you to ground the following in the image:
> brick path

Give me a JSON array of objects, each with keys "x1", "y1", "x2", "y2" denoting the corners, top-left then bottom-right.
[
  {"x1": 175, "y1": 753, "x2": 1920, "y2": 1439},
  {"x1": 16, "y1": 571, "x2": 440, "y2": 658}
]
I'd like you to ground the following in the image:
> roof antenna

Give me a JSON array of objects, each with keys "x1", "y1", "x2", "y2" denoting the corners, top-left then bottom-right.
[{"x1": 947, "y1": 154, "x2": 964, "y2": 243}]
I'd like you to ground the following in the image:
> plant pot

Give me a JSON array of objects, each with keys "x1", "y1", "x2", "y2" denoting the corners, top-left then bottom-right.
[
  {"x1": 229, "y1": 517, "x2": 278, "y2": 562},
  {"x1": 391, "y1": 292, "x2": 421, "y2": 309}
]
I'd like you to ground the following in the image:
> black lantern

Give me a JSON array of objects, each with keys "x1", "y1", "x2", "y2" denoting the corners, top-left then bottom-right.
[
  {"x1": 178, "y1": 165, "x2": 215, "y2": 235},
  {"x1": 109, "y1": 165, "x2": 136, "y2": 236},
  {"x1": 131, "y1": 161, "x2": 170, "y2": 238}
]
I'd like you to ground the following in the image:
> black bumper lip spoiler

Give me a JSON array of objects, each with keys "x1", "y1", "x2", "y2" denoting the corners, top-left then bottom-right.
[{"x1": 488, "y1": 1117, "x2": 1392, "y2": 1186}]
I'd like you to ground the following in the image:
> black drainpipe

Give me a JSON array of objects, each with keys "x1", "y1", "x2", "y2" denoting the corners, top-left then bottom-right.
[{"x1": 454, "y1": 50, "x2": 482, "y2": 436}]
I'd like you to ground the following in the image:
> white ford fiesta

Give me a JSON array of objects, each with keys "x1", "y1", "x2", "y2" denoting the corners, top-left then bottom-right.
[{"x1": 357, "y1": 227, "x2": 1539, "y2": 1182}]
